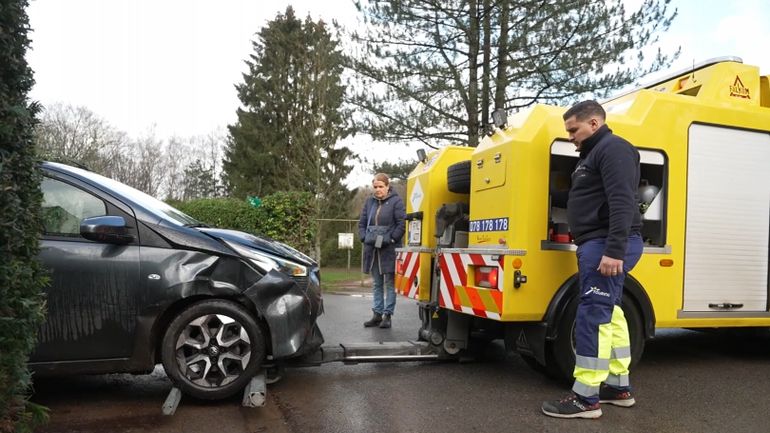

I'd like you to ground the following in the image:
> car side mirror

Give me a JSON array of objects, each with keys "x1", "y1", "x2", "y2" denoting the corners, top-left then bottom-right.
[{"x1": 80, "y1": 216, "x2": 134, "y2": 244}]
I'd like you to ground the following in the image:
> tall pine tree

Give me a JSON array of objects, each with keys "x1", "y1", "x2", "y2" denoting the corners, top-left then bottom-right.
[
  {"x1": 224, "y1": 7, "x2": 353, "y2": 208},
  {"x1": 348, "y1": 0, "x2": 678, "y2": 147}
]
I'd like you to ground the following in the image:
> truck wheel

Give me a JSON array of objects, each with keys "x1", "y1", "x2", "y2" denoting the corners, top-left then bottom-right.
[
  {"x1": 545, "y1": 294, "x2": 645, "y2": 384},
  {"x1": 447, "y1": 160, "x2": 471, "y2": 194},
  {"x1": 161, "y1": 299, "x2": 266, "y2": 400},
  {"x1": 544, "y1": 297, "x2": 578, "y2": 384}
]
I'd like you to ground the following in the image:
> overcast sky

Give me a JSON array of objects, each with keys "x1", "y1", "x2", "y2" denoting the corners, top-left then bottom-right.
[{"x1": 25, "y1": 0, "x2": 770, "y2": 187}]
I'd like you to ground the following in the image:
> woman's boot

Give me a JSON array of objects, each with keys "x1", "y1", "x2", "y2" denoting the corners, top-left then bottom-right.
[
  {"x1": 379, "y1": 314, "x2": 391, "y2": 329},
  {"x1": 363, "y1": 312, "x2": 382, "y2": 327}
]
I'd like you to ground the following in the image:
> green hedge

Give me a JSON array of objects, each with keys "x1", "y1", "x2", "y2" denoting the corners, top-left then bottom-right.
[
  {"x1": 1, "y1": 1, "x2": 49, "y2": 431},
  {"x1": 170, "y1": 191, "x2": 316, "y2": 255},
  {"x1": 169, "y1": 197, "x2": 259, "y2": 232}
]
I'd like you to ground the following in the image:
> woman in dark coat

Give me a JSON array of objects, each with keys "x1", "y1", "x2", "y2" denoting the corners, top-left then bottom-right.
[{"x1": 358, "y1": 173, "x2": 406, "y2": 328}]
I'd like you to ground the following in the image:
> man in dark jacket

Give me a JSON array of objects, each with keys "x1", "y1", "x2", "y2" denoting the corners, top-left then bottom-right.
[
  {"x1": 358, "y1": 173, "x2": 406, "y2": 329},
  {"x1": 542, "y1": 100, "x2": 643, "y2": 419}
]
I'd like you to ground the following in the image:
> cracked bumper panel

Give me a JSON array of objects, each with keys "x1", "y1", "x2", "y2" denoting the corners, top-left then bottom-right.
[{"x1": 244, "y1": 266, "x2": 324, "y2": 359}]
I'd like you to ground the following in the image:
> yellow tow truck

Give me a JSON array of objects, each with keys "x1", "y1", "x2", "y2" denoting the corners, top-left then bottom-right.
[{"x1": 395, "y1": 57, "x2": 770, "y2": 379}]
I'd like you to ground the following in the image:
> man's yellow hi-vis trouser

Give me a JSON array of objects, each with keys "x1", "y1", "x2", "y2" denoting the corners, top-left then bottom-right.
[
  {"x1": 573, "y1": 305, "x2": 631, "y2": 399},
  {"x1": 571, "y1": 235, "x2": 643, "y2": 404}
]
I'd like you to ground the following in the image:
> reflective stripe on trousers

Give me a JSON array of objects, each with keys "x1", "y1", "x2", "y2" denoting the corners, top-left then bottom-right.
[{"x1": 573, "y1": 305, "x2": 632, "y2": 398}]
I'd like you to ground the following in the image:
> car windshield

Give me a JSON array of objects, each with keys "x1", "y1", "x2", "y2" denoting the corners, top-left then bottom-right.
[{"x1": 50, "y1": 163, "x2": 199, "y2": 227}]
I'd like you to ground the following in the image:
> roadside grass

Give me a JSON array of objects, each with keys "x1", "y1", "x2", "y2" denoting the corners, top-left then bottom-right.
[{"x1": 320, "y1": 266, "x2": 369, "y2": 292}]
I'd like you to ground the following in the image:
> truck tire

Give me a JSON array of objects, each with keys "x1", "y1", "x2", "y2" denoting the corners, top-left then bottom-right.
[
  {"x1": 447, "y1": 160, "x2": 471, "y2": 194},
  {"x1": 544, "y1": 294, "x2": 645, "y2": 384}
]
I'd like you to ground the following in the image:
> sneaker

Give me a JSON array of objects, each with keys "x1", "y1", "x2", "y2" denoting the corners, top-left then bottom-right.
[
  {"x1": 542, "y1": 394, "x2": 602, "y2": 419},
  {"x1": 599, "y1": 384, "x2": 636, "y2": 407}
]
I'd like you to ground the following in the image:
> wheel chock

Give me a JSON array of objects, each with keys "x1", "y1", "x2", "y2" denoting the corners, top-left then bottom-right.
[
  {"x1": 242, "y1": 372, "x2": 267, "y2": 407},
  {"x1": 162, "y1": 387, "x2": 182, "y2": 416}
]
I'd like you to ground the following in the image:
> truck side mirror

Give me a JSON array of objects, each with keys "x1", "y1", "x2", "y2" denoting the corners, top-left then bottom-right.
[
  {"x1": 492, "y1": 108, "x2": 508, "y2": 129},
  {"x1": 416, "y1": 149, "x2": 427, "y2": 164}
]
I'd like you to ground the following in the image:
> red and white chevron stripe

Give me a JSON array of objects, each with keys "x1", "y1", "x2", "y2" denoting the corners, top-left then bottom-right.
[
  {"x1": 438, "y1": 251, "x2": 504, "y2": 320},
  {"x1": 395, "y1": 250, "x2": 420, "y2": 299}
]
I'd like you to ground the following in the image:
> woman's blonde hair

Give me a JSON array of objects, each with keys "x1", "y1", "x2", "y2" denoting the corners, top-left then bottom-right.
[{"x1": 373, "y1": 173, "x2": 390, "y2": 185}]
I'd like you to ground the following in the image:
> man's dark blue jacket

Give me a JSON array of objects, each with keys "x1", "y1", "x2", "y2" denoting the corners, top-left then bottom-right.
[{"x1": 567, "y1": 124, "x2": 642, "y2": 259}]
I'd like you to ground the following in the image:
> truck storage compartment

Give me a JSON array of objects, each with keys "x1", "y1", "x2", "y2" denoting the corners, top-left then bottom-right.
[{"x1": 546, "y1": 141, "x2": 668, "y2": 248}]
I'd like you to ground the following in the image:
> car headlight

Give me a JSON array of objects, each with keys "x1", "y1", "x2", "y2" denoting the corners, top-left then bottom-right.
[{"x1": 225, "y1": 241, "x2": 308, "y2": 277}]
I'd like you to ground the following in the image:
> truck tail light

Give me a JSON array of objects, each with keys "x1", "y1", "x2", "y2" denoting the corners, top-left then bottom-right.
[{"x1": 474, "y1": 266, "x2": 498, "y2": 289}]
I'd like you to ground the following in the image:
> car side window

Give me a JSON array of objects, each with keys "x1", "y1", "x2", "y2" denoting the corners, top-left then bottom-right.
[{"x1": 41, "y1": 177, "x2": 107, "y2": 236}]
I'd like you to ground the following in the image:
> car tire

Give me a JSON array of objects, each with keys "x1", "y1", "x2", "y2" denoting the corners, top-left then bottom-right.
[
  {"x1": 447, "y1": 160, "x2": 471, "y2": 194},
  {"x1": 161, "y1": 299, "x2": 266, "y2": 400},
  {"x1": 544, "y1": 294, "x2": 645, "y2": 384}
]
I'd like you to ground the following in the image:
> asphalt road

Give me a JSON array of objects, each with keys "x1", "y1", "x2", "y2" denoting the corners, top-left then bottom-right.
[
  {"x1": 274, "y1": 293, "x2": 770, "y2": 433},
  {"x1": 32, "y1": 292, "x2": 770, "y2": 433},
  {"x1": 32, "y1": 364, "x2": 291, "y2": 433}
]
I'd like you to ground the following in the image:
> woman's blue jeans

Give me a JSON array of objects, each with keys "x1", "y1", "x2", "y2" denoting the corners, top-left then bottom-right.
[{"x1": 371, "y1": 261, "x2": 396, "y2": 315}]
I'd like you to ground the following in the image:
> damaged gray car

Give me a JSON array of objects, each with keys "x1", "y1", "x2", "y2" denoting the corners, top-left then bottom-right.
[{"x1": 30, "y1": 161, "x2": 324, "y2": 400}]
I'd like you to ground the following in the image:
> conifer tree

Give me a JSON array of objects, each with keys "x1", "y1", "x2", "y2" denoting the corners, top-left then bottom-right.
[
  {"x1": 0, "y1": 1, "x2": 48, "y2": 430},
  {"x1": 349, "y1": 0, "x2": 678, "y2": 147},
  {"x1": 224, "y1": 7, "x2": 353, "y2": 206}
]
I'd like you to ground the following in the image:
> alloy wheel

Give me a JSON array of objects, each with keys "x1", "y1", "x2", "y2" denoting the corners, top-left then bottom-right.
[{"x1": 174, "y1": 313, "x2": 252, "y2": 388}]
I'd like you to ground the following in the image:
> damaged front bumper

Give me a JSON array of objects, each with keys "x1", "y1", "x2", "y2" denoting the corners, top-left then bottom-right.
[{"x1": 243, "y1": 266, "x2": 324, "y2": 359}]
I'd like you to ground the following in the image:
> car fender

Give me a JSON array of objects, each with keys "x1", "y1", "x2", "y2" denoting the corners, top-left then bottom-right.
[{"x1": 148, "y1": 250, "x2": 321, "y2": 360}]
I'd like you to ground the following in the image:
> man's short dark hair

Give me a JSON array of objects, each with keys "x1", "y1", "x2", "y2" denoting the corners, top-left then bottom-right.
[{"x1": 563, "y1": 100, "x2": 606, "y2": 121}]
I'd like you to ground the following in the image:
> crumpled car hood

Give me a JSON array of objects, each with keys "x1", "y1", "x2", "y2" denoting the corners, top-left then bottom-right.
[{"x1": 198, "y1": 227, "x2": 315, "y2": 267}]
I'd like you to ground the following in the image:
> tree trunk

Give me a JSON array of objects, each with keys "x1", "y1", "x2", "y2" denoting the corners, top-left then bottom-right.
[
  {"x1": 467, "y1": 0, "x2": 480, "y2": 147},
  {"x1": 315, "y1": 218, "x2": 323, "y2": 266},
  {"x1": 481, "y1": 0, "x2": 492, "y2": 133},
  {"x1": 494, "y1": 0, "x2": 509, "y2": 110}
]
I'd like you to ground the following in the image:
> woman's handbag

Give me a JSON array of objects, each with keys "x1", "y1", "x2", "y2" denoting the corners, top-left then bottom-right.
[{"x1": 364, "y1": 225, "x2": 390, "y2": 247}]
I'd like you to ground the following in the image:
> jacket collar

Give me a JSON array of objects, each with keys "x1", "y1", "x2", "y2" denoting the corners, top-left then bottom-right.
[
  {"x1": 579, "y1": 124, "x2": 611, "y2": 159},
  {"x1": 373, "y1": 189, "x2": 393, "y2": 202}
]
